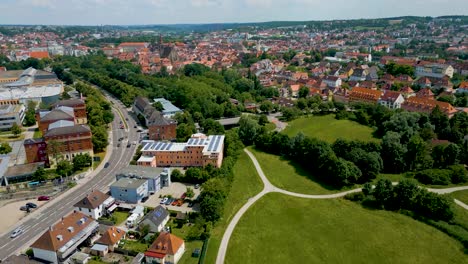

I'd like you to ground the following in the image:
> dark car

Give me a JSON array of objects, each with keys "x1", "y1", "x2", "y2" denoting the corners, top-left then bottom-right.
[
  {"x1": 26, "y1": 202, "x2": 37, "y2": 209},
  {"x1": 134, "y1": 125, "x2": 137, "y2": 128},
  {"x1": 104, "y1": 162, "x2": 110, "y2": 168},
  {"x1": 117, "y1": 143, "x2": 121, "y2": 147},
  {"x1": 188, "y1": 202, "x2": 194, "y2": 208},
  {"x1": 165, "y1": 198, "x2": 174, "y2": 205},
  {"x1": 37, "y1": 196, "x2": 50, "y2": 201},
  {"x1": 141, "y1": 196, "x2": 149, "y2": 203},
  {"x1": 127, "y1": 144, "x2": 131, "y2": 148}
]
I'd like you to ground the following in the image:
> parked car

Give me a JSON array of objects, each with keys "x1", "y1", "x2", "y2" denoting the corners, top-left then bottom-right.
[
  {"x1": 10, "y1": 227, "x2": 23, "y2": 238},
  {"x1": 37, "y1": 196, "x2": 50, "y2": 201},
  {"x1": 141, "y1": 196, "x2": 149, "y2": 203},
  {"x1": 126, "y1": 118, "x2": 129, "y2": 121},
  {"x1": 171, "y1": 200, "x2": 178, "y2": 206},
  {"x1": 19, "y1": 206, "x2": 28, "y2": 211},
  {"x1": 181, "y1": 193, "x2": 187, "y2": 199},
  {"x1": 165, "y1": 198, "x2": 174, "y2": 205},
  {"x1": 104, "y1": 162, "x2": 110, "y2": 168},
  {"x1": 176, "y1": 199, "x2": 184, "y2": 206},
  {"x1": 160, "y1": 197, "x2": 168, "y2": 204},
  {"x1": 127, "y1": 144, "x2": 131, "y2": 148},
  {"x1": 26, "y1": 202, "x2": 37, "y2": 209},
  {"x1": 188, "y1": 202, "x2": 194, "y2": 208},
  {"x1": 117, "y1": 143, "x2": 121, "y2": 147},
  {"x1": 134, "y1": 125, "x2": 137, "y2": 129},
  {"x1": 194, "y1": 184, "x2": 200, "y2": 189}
]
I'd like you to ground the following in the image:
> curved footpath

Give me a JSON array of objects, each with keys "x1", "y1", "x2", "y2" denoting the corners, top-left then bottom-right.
[{"x1": 215, "y1": 148, "x2": 468, "y2": 264}]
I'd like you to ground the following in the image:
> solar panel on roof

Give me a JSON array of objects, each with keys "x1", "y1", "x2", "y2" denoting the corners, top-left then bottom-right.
[
  {"x1": 165, "y1": 143, "x2": 173, "y2": 150},
  {"x1": 207, "y1": 136, "x2": 216, "y2": 151},
  {"x1": 212, "y1": 136, "x2": 221, "y2": 152}
]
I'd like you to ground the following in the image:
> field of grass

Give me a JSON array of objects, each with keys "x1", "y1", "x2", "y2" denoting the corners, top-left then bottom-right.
[
  {"x1": 33, "y1": 129, "x2": 42, "y2": 138},
  {"x1": 226, "y1": 193, "x2": 467, "y2": 264},
  {"x1": 283, "y1": 115, "x2": 378, "y2": 143},
  {"x1": 249, "y1": 147, "x2": 341, "y2": 194},
  {"x1": 452, "y1": 190, "x2": 468, "y2": 204},
  {"x1": 204, "y1": 150, "x2": 263, "y2": 264}
]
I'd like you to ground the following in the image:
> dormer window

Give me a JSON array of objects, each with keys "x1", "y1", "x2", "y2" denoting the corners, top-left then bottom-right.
[
  {"x1": 67, "y1": 227, "x2": 74, "y2": 232},
  {"x1": 56, "y1": 235, "x2": 63, "y2": 241}
]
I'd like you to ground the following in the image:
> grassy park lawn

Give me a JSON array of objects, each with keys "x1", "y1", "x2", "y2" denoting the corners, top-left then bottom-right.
[
  {"x1": 249, "y1": 147, "x2": 341, "y2": 194},
  {"x1": 283, "y1": 115, "x2": 378, "y2": 143},
  {"x1": 226, "y1": 193, "x2": 467, "y2": 264},
  {"x1": 204, "y1": 150, "x2": 263, "y2": 264},
  {"x1": 452, "y1": 190, "x2": 468, "y2": 205}
]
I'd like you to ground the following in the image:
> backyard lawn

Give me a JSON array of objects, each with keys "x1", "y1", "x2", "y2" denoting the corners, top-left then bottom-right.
[
  {"x1": 112, "y1": 211, "x2": 128, "y2": 225},
  {"x1": 168, "y1": 223, "x2": 204, "y2": 264},
  {"x1": 204, "y1": 150, "x2": 263, "y2": 264},
  {"x1": 248, "y1": 147, "x2": 342, "y2": 194},
  {"x1": 452, "y1": 190, "x2": 468, "y2": 205},
  {"x1": 120, "y1": 239, "x2": 148, "y2": 252},
  {"x1": 283, "y1": 115, "x2": 378, "y2": 143},
  {"x1": 226, "y1": 193, "x2": 468, "y2": 264}
]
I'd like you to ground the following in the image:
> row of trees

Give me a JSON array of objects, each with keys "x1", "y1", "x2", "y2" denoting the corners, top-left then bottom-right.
[{"x1": 74, "y1": 82, "x2": 114, "y2": 152}]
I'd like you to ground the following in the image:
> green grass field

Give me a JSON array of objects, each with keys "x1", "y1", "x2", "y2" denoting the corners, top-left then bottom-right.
[
  {"x1": 204, "y1": 151, "x2": 263, "y2": 264},
  {"x1": 249, "y1": 147, "x2": 342, "y2": 194},
  {"x1": 452, "y1": 190, "x2": 468, "y2": 205},
  {"x1": 226, "y1": 193, "x2": 467, "y2": 264},
  {"x1": 283, "y1": 115, "x2": 378, "y2": 143}
]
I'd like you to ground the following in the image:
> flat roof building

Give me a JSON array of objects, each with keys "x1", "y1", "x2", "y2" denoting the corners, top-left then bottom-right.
[{"x1": 138, "y1": 133, "x2": 224, "y2": 168}]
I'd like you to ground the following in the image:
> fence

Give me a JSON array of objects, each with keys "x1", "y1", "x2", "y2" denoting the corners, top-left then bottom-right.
[{"x1": 198, "y1": 238, "x2": 210, "y2": 264}]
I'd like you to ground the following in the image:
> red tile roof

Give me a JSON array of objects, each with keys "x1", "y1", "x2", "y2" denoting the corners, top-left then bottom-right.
[
  {"x1": 29, "y1": 51, "x2": 49, "y2": 59},
  {"x1": 349, "y1": 87, "x2": 382, "y2": 103},
  {"x1": 145, "y1": 232, "x2": 184, "y2": 258}
]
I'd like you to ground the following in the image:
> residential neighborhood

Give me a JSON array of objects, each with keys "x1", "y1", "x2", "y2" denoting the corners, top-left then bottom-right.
[{"x1": 0, "y1": 4, "x2": 467, "y2": 264}]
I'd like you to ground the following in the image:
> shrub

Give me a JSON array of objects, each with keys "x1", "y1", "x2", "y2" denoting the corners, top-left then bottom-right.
[
  {"x1": 344, "y1": 192, "x2": 365, "y2": 201},
  {"x1": 414, "y1": 169, "x2": 452, "y2": 185}
]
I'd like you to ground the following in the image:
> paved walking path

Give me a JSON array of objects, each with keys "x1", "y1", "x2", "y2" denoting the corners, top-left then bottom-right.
[{"x1": 215, "y1": 148, "x2": 468, "y2": 264}]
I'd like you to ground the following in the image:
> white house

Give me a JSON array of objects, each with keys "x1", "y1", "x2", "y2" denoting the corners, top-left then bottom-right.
[
  {"x1": 416, "y1": 63, "x2": 454, "y2": 78},
  {"x1": 74, "y1": 190, "x2": 115, "y2": 219},
  {"x1": 144, "y1": 232, "x2": 185, "y2": 264},
  {"x1": 31, "y1": 211, "x2": 99, "y2": 264},
  {"x1": 379, "y1": 91, "x2": 405, "y2": 109},
  {"x1": 323, "y1": 76, "x2": 342, "y2": 88}
]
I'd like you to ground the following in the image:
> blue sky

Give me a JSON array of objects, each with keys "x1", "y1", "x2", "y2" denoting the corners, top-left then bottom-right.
[{"x1": 0, "y1": 0, "x2": 467, "y2": 25}]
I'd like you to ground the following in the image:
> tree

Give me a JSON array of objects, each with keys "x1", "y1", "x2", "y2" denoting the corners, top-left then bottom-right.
[
  {"x1": 394, "y1": 179, "x2": 420, "y2": 209},
  {"x1": 91, "y1": 126, "x2": 108, "y2": 152},
  {"x1": 201, "y1": 118, "x2": 225, "y2": 135},
  {"x1": 47, "y1": 140, "x2": 62, "y2": 164},
  {"x1": 0, "y1": 143, "x2": 12, "y2": 154},
  {"x1": 373, "y1": 179, "x2": 394, "y2": 209},
  {"x1": 23, "y1": 101, "x2": 37, "y2": 126},
  {"x1": 56, "y1": 160, "x2": 73, "y2": 177},
  {"x1": 238, "y1": 116, "x2": 260, "y2": 146},
  {"x1": 176, "y1": 123, "x2": 196, "y2": 142},
  {"x1": 298, "y1": 86, "x2": 310, "y2": 98},
  {"x1": 258, "y1": 115, "x2": 269, "y2": 126},
  {"x1": 11, "y1": 123, "x2": 21, "y2": 137},
  {"x1": 152, "y1": 101, "x2": 164, "y2": 112},
  {"x1": 186, "y1": 187, "x2": 195, "y2": 198},
  {"x1": 72, "y1": 153, "x2": 92, "y2": 171},
  {"x1": 259, "y1": 101, "x2": 273, "y2": 113},
  {"x1": 381, "y1": 132, "x2": 407, "y2": 173},
  {"x1": 32, "y1": 167, "x2": 47, "y2": 182},
  {"x1": 362, "y1": 182, "x2": 373, "y2": 196}
]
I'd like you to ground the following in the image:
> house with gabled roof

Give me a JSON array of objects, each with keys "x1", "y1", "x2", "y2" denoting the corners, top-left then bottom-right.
[
  {"x1": 74, "y1": 190, "x2": 115, "y2": 219},
  {"x1": 95, "y1": 226, "x2": 126, "y2": 251},
  {"x1": 139, "y1": 205, "x2": 170, "y2": 233},
  {"x1": 348, "y1": 87, "x2": 383, "y2": 104},
  {"x1": 144, "y1": 232, "x2": 185, "y2": 264},
  {"x1": 379, "y1": 91, "x2": 405, "y2": 109},
  {"x1": 31, "y1": 211, "x2": 99, "y2": 264}
]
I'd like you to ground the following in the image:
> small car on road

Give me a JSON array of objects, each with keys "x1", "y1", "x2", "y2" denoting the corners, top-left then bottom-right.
[
  {"x1": 19, "y1": 206, "x2": 28, "y2": 211},
  {"x1": 10, "y1": 227, "x2": 23, "y2": 238},
  {"x1": 37, "y1": 196, "x2": 50, "y2": 201},
  {"x1": 26, "y1": 202, "x2": 37, "y2": 209},
  {"x1": 160, "y1": 197, "x2": 168, "y2": 204},
  {"x1": 104, "y1": 162, "x2": 110, "y2": 168}
]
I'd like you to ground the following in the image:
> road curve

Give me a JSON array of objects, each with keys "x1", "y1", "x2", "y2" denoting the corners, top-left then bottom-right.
[{"x1": 215, "y1": 148, "x2": 468, "y2": 264}]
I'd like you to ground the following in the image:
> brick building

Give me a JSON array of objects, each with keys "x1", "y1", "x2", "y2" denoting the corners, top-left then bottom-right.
[
  {"x1": 24, "y1": 138, "x2": 49, "y2": 166},
  {"x1": 44, "y1": 123, "x2": 93, "y2": 161},
  {"x1": 138, "y1": 133, "x2": 224, "y2": 168},
  {"x1": 133, "y1": 97, "x2": 177, "y2": 141},
  {"x1": 401, "y1": 97, "x2": 458, "y2": 117},
  {"x1": 348, "y1": 87, "x2": 383, "y2": 104},
  {"x1": 53, "y1": 99, "x2": 87, "y2": 124},
  {"x1": 37, "y1": 107, "x2": 75, "y2": 134}
]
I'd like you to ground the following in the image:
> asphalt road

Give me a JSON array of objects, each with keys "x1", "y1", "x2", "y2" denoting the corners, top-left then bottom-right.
[{"x1": 0, "y1": 93, "x2": 139, "y2": 261}]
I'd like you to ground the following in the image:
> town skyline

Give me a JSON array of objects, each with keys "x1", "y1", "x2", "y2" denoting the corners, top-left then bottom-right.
[{"x1": 0, "y1": 0, "x2": 467, "y2": 25}]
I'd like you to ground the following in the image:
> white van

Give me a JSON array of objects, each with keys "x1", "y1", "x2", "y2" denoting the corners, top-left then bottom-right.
[{"x1": 126, "y1": 213, "x2": 139, "y2": 228}]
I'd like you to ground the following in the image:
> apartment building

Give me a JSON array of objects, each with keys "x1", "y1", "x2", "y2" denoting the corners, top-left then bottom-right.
[
  {"x1": 43, "y1": 123, "x2": 93, "y2": 161},
  {"x1": 138, "y1": 133, "x2": 224, "y2": 168},
  {"x1": 0, "y1": 104, "x2": 25, "y2": 130},
  {"x1": 53, "y1": 99, "x2": 87, "y2": 124},
  {"x1": 416, "y1": 63, "x2": 454, "y2": 78}
]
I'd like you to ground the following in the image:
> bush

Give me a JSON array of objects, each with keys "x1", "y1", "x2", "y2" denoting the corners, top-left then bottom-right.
[
  {"x1": 448, "y1": 165, "x2": 468, "y2": 184},
  {"x1": 25, "y1": 248, "x2": 33, "y2": 257},
  {"x1": 414, "y1": 169, "x2": 452, "y2": 185},
  {"x1": 344, "y1": 192, "x2": 365, "y2": 201}
]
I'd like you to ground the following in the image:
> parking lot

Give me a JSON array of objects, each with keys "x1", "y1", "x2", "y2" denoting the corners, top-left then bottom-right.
[
  {"x1": 0, "y1": 199, "x2": 47, "y2": 235},
  {"x1": 140, "y1": 182, "x2": 201, "y2": 213}
]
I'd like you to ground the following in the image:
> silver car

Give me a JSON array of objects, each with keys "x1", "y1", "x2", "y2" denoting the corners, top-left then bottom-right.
[{"x1": 10, "y1": 227, "x2": 23, "y2": 238}]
